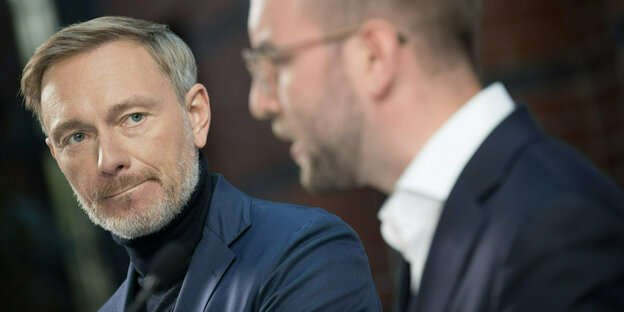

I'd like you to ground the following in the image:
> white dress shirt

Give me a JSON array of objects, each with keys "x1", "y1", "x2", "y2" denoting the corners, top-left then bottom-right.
[{"x1": 378, "y1": 82, "x2": 516, "y2": 292}]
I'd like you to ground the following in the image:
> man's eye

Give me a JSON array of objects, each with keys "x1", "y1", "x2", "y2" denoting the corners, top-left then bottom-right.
[
  {"x1": 269, "y1": 53, "x2": 292, "y2": 67},
  {"x1": 68, "y1": 133, "x2": 85, "y2": 145},
  {"x1": 127, "y1": 113, "x2": 144, "y2": 124}
]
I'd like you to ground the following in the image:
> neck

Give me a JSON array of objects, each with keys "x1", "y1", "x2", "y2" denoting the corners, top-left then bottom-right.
[{"x1": 361, "y1": 64, "x2": 482, "y2": 194}]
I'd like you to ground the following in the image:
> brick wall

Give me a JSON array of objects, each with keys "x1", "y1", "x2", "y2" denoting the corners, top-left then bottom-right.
[{"x1": 482, "y1": 0, "x2": 624, "y2": 187}]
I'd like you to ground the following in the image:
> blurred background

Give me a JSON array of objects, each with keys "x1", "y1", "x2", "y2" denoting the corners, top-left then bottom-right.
[{"x1": 1, "y1": 0, "x2": 623, "y2": 310}]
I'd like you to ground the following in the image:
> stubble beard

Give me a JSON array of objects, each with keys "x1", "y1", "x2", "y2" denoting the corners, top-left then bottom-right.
[
  {"x1": 73, "y1": 123, "x2": 200, "y2": 239},
  {"x1": 300, "y1": 54, "x2": 364, "y2": 194}
]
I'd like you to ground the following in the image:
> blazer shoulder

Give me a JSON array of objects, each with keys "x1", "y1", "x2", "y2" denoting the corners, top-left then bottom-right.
[
  {"x1": 241, "y1": 198, "x2": 381, "y2": 311},
  {"x1": 505, "y1": 136, "x2": 624, "y2": 214},
  {"x1": 248, "y1": 197, "x2": 358, "y2": 237}
]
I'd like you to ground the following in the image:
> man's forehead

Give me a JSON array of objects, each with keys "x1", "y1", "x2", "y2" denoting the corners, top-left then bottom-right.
[
  {"x1": 40, "y1": 62, "x2": 78, "y2": 130},
  {"x1": 40, "y1": 86, "x2": 67, "y2": 133},
  {"x1": 39, "y1": 40, "x2": 166, "y2": 132},
  {"x1": 248, "y1": 0, "x2": 309, "y2": 45},
  {"x1": 38, "y1": 54, "x2": 86, "y2": 132}
]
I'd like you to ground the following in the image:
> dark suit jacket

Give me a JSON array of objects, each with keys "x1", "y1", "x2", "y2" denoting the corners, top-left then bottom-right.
[
  {"x1": 398, "y1": 106, "x2": 624, "y2": 312},
  {"x1": 100, "y1": 175, "x2": 381, "y2": 311}
]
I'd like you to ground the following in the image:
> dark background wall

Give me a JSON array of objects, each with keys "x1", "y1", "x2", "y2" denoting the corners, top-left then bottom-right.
[{"x1": 1, "y1": 0, "x2": 622, "y2": 311}]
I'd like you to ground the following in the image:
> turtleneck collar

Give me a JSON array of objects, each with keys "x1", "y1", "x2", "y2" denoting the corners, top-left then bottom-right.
[{"x1": 112, "y1": 151, "x2": 214, "y2": 282}]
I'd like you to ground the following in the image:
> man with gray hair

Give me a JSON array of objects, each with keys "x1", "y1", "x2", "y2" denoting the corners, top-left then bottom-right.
[
  {"x1": 245, "y1": 0, "x2": 624, "y2": 311},
  {"x1": 21, "y1": 16, "x2": 381, "y2": 311}
]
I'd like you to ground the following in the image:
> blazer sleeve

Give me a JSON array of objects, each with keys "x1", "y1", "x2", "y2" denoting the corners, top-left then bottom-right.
[
  {"x1": 498, "y1": 197, "x2": 624, "y2": 312},
  {"x1": 254, "y1": 211, "x2": 382, "y2": 312}
]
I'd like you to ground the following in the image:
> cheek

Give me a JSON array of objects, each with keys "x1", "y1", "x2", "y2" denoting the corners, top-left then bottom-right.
[
  {"x1": 278, "y1": 69, "x2": 294, "y2": 108},
  {"x1": 142, "y1": 113, "x2": 181, "y2": 144},
  {"x1": 142, "y1": 118, "x2": 192, "y2": 160},
  {"x1": 59, "y1": 159, "x2": 94, "y2": 195},
  {"x1": 280, "y1": 59, "x2": 328, "y2": 116},
  {"x1": 280, "y1": 70, "x2": 314, "y2": 119}
]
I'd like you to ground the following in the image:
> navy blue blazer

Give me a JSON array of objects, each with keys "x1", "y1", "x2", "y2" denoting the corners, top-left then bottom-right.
[
  {"x1": 100, "y1": 175, "x2": 381, "y2": 311},
  {"x1": 398, "y1": 106, "x2": 624, "y2": 312}
]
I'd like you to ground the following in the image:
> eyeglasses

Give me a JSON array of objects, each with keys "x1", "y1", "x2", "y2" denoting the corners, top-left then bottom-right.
[
  {"x1": 242, "y1": 26, "x2": 407, "y2": 97},
  {"x1": 242, "y1": 26, "x2": 361, "y2": 97}
]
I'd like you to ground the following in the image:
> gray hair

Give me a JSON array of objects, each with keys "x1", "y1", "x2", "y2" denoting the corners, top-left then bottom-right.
[{"x1": 20, "y1": 16, "x2": 197, "y2": 132}]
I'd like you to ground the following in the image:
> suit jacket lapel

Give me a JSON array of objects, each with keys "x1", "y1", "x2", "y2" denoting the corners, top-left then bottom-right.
[
  {"x1": 416, "y1": 187, "x2": 485, "y2": 312},
  {"x1": 173, "y1": 233, "x2": 235, "y2": 312},
  {"x1": 173, "y1": 175, "x2": 251, "y2": 312},
  {"x1": 416, "y1": 106, "x2": 543, "y2": 312},
  {"x1": 110, "y1": 267, "x2": 135, "y2": 311}
]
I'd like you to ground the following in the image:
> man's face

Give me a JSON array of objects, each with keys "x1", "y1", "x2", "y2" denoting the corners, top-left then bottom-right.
[
  {"x1": 40, "y1": 40, "x2": 200, "y2": 239},
  {"x1": 248, "y1": 0, "x2": 365, "y2": 193}
]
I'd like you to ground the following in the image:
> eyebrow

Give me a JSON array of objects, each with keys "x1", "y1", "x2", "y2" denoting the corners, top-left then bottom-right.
[
  {"x1": 105, "y1": 95, "x2": 158, "y2": 122},
  {"x1": 255, "y1": 41, "x2": 278, "y2": 53},
  {"x1": 50, "y1": 119, "x2": 96, "y2": 146},
  {"x1": 49, "y1": 96, "x2": 159, "y2": 145}
]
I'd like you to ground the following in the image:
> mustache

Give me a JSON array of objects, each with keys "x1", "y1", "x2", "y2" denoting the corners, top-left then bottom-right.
[{"x1": 93, "y1": 169, "x2": 160, "y2": 200}]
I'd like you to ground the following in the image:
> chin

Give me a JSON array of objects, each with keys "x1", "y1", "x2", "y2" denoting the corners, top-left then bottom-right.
[
  {"x1": 300, "y1": 168, "x2": 360, "y2": 195},
  {"x1": 299, "y1": 174, "x2": 336, "y2": 195},
  {"x1": 82, "y1": 199, "x2": 169, "y2": 239}
]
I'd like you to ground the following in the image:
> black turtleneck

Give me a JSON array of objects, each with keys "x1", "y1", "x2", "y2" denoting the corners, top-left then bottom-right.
[{"x1": 112, "y1": 152, "x2": 214, "y2": 312}]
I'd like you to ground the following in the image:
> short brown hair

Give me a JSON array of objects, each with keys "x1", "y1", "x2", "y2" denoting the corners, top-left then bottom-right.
[
  {"x1": 300, "y1": 0, "x2": 482, "y2": 69},
  {"x1": 20, "y1": 16, "x2": 197, "y2": 132}
]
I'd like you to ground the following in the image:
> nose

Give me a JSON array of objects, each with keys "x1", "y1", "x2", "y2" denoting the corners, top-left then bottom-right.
[
  {"x1": 97, "y1": 133, "x2": 130, "y2": 176},
  {"x1": 248, "y1": 80, "x2": 281, "y2": 121}
]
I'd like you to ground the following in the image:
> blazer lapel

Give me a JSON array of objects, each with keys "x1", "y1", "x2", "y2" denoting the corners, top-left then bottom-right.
[
  {"x1": 109, "y1": 267, "x2": 136, "y2": 311},
  {"x1": 416, "y1": 187, "x2": 485, "y2": 312},
  {"x1": 173, "y1": 175, "x2": 251, "y2": 312},
  {"x1": 173, "y1": 233, "x2": 235, "y2": 312},
  {"x1": 416, "y1": 106, "x2": 543, "y2": 312}
]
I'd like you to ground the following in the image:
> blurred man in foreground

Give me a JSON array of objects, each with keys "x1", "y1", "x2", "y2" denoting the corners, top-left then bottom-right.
[
  {"x1": 20, "y1": 16, "x2": 381, "y2": 312},
  {"x1": 245, "y1": 0, "x2": 624, "y2": 310}
]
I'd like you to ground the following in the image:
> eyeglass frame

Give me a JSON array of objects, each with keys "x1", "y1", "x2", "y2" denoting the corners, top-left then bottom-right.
[{"x1": 242, "y1": 25, "x2": 406, "y2": 96}]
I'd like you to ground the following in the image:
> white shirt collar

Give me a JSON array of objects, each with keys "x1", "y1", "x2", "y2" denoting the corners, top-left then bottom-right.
[
  {"x1": 378, "y1": 82, "x2": 515, "y2": 292},
  {"x1": 395, "y1": 82, "x2": 516, "y2": 201}
]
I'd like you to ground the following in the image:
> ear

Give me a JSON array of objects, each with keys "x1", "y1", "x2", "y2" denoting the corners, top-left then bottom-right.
[
  {"x1": 349, "y1": 19, "x2": 403, "y2": 101},
  {"x1": 45, "y1": 137, "x2": 57, "y2": 159},
  {"x1": 184, "y1": 84, "x2": 211, "y2": 149}
]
